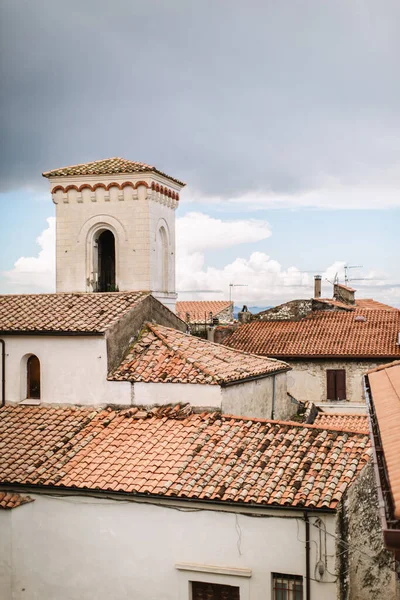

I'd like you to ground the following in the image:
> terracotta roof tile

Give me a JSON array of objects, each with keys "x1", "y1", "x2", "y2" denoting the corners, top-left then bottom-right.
[
  {"x1": 318, "y1": 298, "x2": 397, "y2": 311},
  {"x1": 367, "y1": 362, "x2": 400, "y2": 519},
  {"x1": 0, "y1": 491, "x2": 33, "y2": 509},
  {"x1": 42, "y1": 157, "x2": 185, "y2": 186},
  {"x1": 0, "y1": 292, "x2": 148, "y2": 333},
  {"x1": 0, "y1": 404, "x2": 370, "y2": 510},
  {"x1": 176, "y1": 301, "x2": 233, "y2": 323},
  {"x1": 224, "y1": 310, "x2": 400, "y2": 358},
  {"x1": 313, "y1": 413, "x2": 369, "y2": 434},
  {"x1": 109, "y1": 323, "x2": 289, "y2": 384}
]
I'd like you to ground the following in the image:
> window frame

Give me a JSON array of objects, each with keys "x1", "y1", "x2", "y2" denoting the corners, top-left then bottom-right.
[{"x1": 272, "y1": 572, "x2": 303, "y2": 600}]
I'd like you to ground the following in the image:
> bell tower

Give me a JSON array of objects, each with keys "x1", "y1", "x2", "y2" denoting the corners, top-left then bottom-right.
[{"x1": 43, "y1": 157, "x2": 185, "y2": 312}]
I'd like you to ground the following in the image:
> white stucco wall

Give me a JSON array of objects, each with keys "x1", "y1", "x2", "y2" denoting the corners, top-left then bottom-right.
[
  {"x1": 286, "y1": 359, "x2": 384, "y2": 405},
  {"x1": 0, "y1": 510, "x2": 11, "y2": 600},
  {"x1": 2, "y1": 494, "x2": 337, "y2": 600},
  {"x1": 51, "y1": 173, "x2": 179, "y2": 300},
  {"x1": 133, "y1": 374, "x2": 293, "y2": 420},
  {"x1": 1, "y1": 335, "x2": 130, "y2": 406},
  {"x1": 133, "y1": 381, "x2": 222, "y2": 408},
  {"x1": 221, "y1": 373, "x2": 295, "y2": 421}
]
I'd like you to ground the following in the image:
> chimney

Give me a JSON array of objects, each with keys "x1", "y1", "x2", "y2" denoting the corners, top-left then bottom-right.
[
  {"x1": 238, "y1": 305, "x2": 252, "y2": 325},
  {"x1": 314, "y1": 275, "x2": 322, "y2": 299},
  {"x1": 334, "y1": 283, "x2": 356, "y2": 305}
]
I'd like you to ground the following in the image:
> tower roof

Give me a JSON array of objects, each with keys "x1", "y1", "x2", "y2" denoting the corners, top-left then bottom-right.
[{"x1": 42, "y1": 157, "x2": 185, "y2": 186}]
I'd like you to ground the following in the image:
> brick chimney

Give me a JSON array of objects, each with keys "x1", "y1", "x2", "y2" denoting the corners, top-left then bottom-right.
[{"x1": 314, "y1": 275, "x2": 322, "y2": 298}]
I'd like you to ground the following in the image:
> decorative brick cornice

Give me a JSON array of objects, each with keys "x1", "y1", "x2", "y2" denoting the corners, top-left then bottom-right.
[
  {"x1": 51, "y1": 180, "x2": 180, "y2": 207},
  {"x1": 51, "y1": 180, "x2": 178, "y2": 201}
]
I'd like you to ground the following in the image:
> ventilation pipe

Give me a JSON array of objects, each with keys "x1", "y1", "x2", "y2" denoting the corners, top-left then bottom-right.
[
  {"x1": 314, "y1": 275, "x2": 322, "y2": 299},
  {"x1": 0, "y1": 339, "x2": 5, "y2": 406}
]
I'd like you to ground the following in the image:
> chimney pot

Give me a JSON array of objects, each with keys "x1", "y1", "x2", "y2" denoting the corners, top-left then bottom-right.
[{"x1": 314, "y1": 275, "x2": 322, "y2": 299}]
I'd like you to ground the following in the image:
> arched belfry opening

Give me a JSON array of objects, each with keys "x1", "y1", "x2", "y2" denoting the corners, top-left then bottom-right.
[
  {"x1": 27, "y1": 355, "x2": 40, "y2": 399},
  {"x1": 96, "y1": 230, "x2": 116, "y2": 292}
]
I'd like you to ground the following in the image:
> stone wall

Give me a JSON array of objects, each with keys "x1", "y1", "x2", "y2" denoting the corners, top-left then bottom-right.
[
  {"x1": 286, "y1": 359, "x2": 386, "y2": 404},
  {"x1": 106, "y1": 295, "x2": 186, "y2": 372},
  {"x1": 258, "y1": 300, "x2": 313, "y2": 321},
  {"x1": 338, "y1": 462, "x2": 400, "y2": 600}
]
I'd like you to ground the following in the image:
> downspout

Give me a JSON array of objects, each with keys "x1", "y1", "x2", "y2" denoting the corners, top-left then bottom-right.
[
  {"x1": 0, "y1": 339, "x2": 5, "y2": 406},
  {"x1": 271, "y1": 374, "x2": 276, "y2": 420},
  {"x1": 304, "y1": 512, "x2": 311, "y2": 600}
]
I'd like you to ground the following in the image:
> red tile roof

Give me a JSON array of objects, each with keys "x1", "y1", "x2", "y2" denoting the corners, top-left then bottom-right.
[
  {"x1": 110, "y1": 323, "x2": 289, "y2": 384},
  {"x1": 176, "y1": 301, "x2": 233, "y2": 324},
  {"x1": 0, "y1": 491, "x2": 33, "y2": 510},
  {"x1": 367, "y1": 362, "x2": 400, "y2": 519},
  {"x1": 313, "y1": 413, "x2": 369, "y2": 434},
  {"x1": 318, "y1": 298, "x2": 397, "y2": 311},
  {"x1": 0, "y1": 405, "x2": 370, "y2": 510},
  {"x1": 0, "y1": 292, "x2": 148, "y2": 333},
  {"x1": 224, "y1": 310, "x2": 400, "y2": 358},
  {"x1": 42, "y1": 157, "x2": 185, "y2": 186}
]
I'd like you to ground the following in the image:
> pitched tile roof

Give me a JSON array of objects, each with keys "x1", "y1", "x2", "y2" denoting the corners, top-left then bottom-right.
[
  {"x1": 367, "y1": 362, "x2": 400, "y2": 519},
  {"x1": 0, "y1": 405, "x2": 370, "y2": 510},
  {"x1": 318, "y1": 298, "x2": 397, "y2": 311},
  {"x1": 224, "y1": 310, "x2": 400, "y2": 358},
  {"x1": 176, "y1": 301, "x2": 233, "y2": 323},
  {"x1": 313, "y1": 413, "x2": 369, "y2": 434},
  {"x1": 42, "y1": 157, "x2": 185, "y2": 186},
  {"x1": 0, "y1": 491, "x2": 33, "y2": 510},
  {"x1": 0, "y1": 292, "x2": 148, "y2": 333},
  {"x1": 110, "y1": 323, "x2": 289, "y2": 384}
]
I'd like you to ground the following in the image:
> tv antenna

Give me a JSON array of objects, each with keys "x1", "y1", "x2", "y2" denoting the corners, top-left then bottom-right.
[
  {"x1": 229, "y1": 283, "x2": 248, "y2": 303},
  {"x1": 344, "y1": 265, "x2": 363, "y2": 285}
]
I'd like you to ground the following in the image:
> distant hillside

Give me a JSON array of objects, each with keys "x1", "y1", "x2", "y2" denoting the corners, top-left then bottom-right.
[{"x1": 233, "y1": 305, "x2": 272, "y2": 318}]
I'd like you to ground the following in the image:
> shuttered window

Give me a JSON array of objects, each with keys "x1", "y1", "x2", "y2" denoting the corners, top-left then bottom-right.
[
  {"x1": 326, "y1": 369, "x2": 346, "y2": 401},
  {"x1": 191, "y1": 581, "x2": 240, "y2": 600}
]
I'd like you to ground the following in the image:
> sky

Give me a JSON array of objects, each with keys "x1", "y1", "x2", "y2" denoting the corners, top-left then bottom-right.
[{"x1": 1, "y1": 0, "x2": 399, "y2": 307}]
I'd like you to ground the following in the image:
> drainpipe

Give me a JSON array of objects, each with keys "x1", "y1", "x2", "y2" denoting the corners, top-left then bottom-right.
[
  {"x1": 0, "y1": 339, "x2": 5, "y2": 406},
  {"x1": 304, "y1": 512, "x2": 311, "y2": 600},
  {"x1": 271, "y1": 374, "x2": 276, "y2": 420}
]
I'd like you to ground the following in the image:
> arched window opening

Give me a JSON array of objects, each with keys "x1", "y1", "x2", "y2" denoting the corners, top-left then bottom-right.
[
  {"x1": 156, "y1": 226, "x2": 169, "y2": 292},
  {"x1": 27, "y1": 355, "x2": 40, "y2": 399},
  {"x1": 96, "y1": 230, "x2": 116, "y2": 292}
]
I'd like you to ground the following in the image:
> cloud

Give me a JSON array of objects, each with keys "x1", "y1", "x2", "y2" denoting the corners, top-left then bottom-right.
[
  {"x1": 1, "y1": 0, "x2": 400, "y2": 199},
  {"x1": 182, "y1": 183, "x2": 400, "y2": 211},
  {"x1": 176, "y1": 213, "x2": 271, "y2": 253},
  {"x1": 1, "y1": 214, "x2": 399, "y2": 307},
  {"x1": 2, "y1": 217, "x2": 55, "y2": 293}
]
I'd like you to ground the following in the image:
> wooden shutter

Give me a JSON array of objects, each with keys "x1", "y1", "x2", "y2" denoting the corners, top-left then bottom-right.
[
  {"x1": 336, "y1": 369, "x2": 346, "y2": 400},
  {"x1": 326, "y1": 370, "x2": 336, "y2": 400}
]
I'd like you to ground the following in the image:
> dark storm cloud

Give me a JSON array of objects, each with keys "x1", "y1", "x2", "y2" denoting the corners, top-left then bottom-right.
[{"x1": 1, "y1": 0, "x2": 400, "y2": 195}]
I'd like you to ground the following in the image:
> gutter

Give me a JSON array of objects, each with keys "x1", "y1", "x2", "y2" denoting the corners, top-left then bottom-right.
[
  {"x1": 0, "y1": 330, "x2": 103, "y2": 337},
  {"x1": 0, "y1": 339, "x2": 5, "y2": 407},
  {"x1": 221, "y1": 368, "x2": 290, "y2": 388},
  {"x1": 364, "y1": 376, "x2": 400, "y2": 558},
  {"x1": 0, "y1": 483, "x2": 336, "y2": 515}
]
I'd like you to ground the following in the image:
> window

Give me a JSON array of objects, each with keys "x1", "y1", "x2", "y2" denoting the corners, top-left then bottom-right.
[
  {"x1": 326, "y1": 369, "x2": 346, "y2": 400},
  {"x1": 27, "y1": 355, "x2": 40, "y2": 399},
  {"x1": 272, "y1": 573, "x2": 303, "y2": 600},
  {"x1": 97, "y1": 230, "x2": 116, "y2": 292},
  {"x1": 191, "y1": 581, "x2": 240, "y2": 600}
]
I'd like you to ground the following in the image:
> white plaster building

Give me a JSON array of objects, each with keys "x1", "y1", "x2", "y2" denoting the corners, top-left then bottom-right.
[
  {"x1": 0, "y1": 403, "x2": 371, "y2": 600},
  {"x1": 110, "y1": 322, "x2": 293, "y2": 420},
  {"x1": 43, "y1": 157, "x2": 185, "y2": 311}
]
